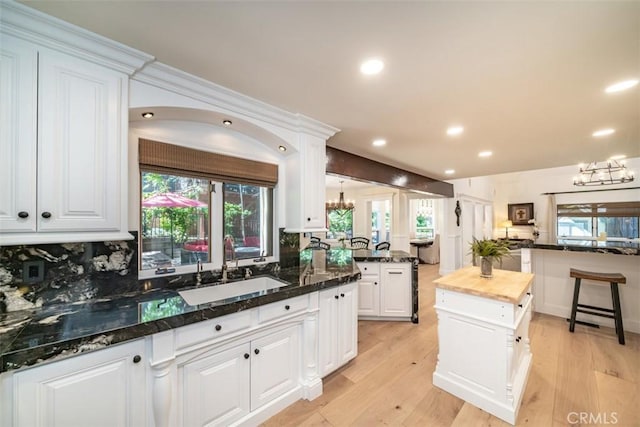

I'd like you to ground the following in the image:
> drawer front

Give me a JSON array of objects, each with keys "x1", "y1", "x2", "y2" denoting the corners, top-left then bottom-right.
[
  {"x1": 175, "y1": 310, "x2": 252, "y2": 350},
  {"x1": 356, "y1": 262, "x2": 380, "y2": 275},
  {"x1": 258, "y1": 294, "x2": 309, "y2": 324},
  {"x1": 514, "y1": 286, "x2": 533, "y2": 323},
  {"x1": 436, "y1": 288, "x2": 513, "y2": 324}
]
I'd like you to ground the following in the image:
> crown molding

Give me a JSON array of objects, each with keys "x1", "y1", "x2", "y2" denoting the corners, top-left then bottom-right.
[{"x1": 133, "y1": 61, "x2": 340, "y2": 140}]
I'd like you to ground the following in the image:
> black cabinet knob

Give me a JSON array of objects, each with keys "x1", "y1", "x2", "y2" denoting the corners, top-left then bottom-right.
[
  {"x1": 285, "y1": 304, "x2": 290, "y2": 310},
  {"x1": 41, "y1": 211, "x2": 52, "y2": 219},
  {"x1": 244, "y1": 353, "x2": 250, "y2": 359},
  {"x1": 307, "y1": 217, "x2": 311, "y2": 222},
  {"x1": 215, "y1": 324, "x2": 222, "y2": 331},
  {"x1": 515, "y1": 336, "x2": 521, "y2": 343},
  {"x1": 132, "y1": 355, "x2": 141, "y2": 363},
  {"x1": 334, "y1": 295, "x2": 339, "y2": 300},
  {"x1": 18, "y1": 211, "x2": 29, "y2": 219},
  {"x1": 340, "y1": 293, "x2": 345, "y2": 298},
  {"x1": 518, "y1": 304, "x2": 523, "y2": 308},
  {"x1": 374, "y1": 282, "x2": 378, "y2": 285},
  {"x1": 254, "y1": 348, "x2": 260, "y2": 355},
  {"x1": 526, "y1": 292, "x2": 531, "y2": 296}
]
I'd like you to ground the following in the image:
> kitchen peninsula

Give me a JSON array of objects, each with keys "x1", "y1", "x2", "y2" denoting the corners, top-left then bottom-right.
[{"x1": 520, "y1": 238, "x2": 639, "y2": 334}]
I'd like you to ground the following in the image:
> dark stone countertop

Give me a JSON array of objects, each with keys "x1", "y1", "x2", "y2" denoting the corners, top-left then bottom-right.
[
  {"x1": 504, "y1": 238, "x2": 640, "y2": 256},
  {"x1": 0, "y1": 248, "x2": 414, "y2": 373},
  {"x1": 351, "y1": 249, "x2": 416, "y2": 262}
]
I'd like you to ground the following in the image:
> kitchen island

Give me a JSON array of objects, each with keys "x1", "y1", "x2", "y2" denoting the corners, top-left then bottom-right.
[
  {"x1": 352, "y1": 249, "x2": 418, "y2": 323},
  {"x1": 433, "y1": 266, "x2": 534, "y2": 425}
]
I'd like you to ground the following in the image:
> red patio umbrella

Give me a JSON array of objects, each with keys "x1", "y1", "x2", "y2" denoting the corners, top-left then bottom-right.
[
  {"x1": 142, "y1": 193, "x2": 207, "y2": 259},
  {"x1": 142, "y1": 193, "x2": 206, "y2": 208}
]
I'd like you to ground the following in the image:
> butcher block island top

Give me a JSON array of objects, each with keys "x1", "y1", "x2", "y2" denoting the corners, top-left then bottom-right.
[{"x1": 434, "y1": 266, "x2": 534, "y2": 304}]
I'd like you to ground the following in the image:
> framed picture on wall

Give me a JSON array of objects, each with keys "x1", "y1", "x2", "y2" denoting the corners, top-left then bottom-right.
[{"x1": 508, "y1": 203, "x2": 534, "y2": 225}]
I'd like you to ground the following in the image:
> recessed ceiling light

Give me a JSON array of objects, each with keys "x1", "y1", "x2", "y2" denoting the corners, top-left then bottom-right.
[
  {"x1": 605, "y1": 79, "x2": 639, "y2": 93},
  {"x1": 609, "y1": 154, "x2": 626, "y2": 160},
  {"x1": 446, "y1": 126, "x2": 464, "y2": 136},
  {"x1": 478, "y1": 151, "x2": 492, "y2": 158},
  {"x1": 222, "y1": 119, "x2": 233, "y2": 126},
  {"x1": 592, "y1": 128, "x2": 615, "y2": 137},
  {"x1": 360, "y1": 58, "x2": 384, "y2": 75},
  {"x1": 278, "y1": 145, "x2": 287, "y2": 152},
  {"x1": 141, "y1": 112, "x2": 154, "y2": 119},
  {"x1": 372, "y1": 139, "x2": 386, "y2": 147},
  {"x1": 444, "y1": 169, "x2": 455, "y2": 175}
]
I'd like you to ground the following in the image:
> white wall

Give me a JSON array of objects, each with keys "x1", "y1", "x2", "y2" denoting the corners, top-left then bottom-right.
[{"x1": 440, "y1": 158, "x2": 639, "y2": 275}]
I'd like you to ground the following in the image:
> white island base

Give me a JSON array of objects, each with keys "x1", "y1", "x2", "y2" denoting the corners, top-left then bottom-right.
[{"x1": 433, "y1": 267, "x2": 534, "y2": 425}]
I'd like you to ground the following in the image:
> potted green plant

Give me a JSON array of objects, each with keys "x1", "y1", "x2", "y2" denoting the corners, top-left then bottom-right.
[{"x1": 470, "y1": 238, "x2": 510, "y2": 278}]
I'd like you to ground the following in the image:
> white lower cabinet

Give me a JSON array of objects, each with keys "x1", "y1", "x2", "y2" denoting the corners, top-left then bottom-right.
[
  {"x1": 433, "y1": 285, "x2": 533, "y2": 425},
  {"x1": 357, "y1": 262, "x2": 412, "y2": 320},
  {"x1": 181, "y1": 327, "x2": 299, "y2": 427},
  {"x1": 318, "y1": 282, "x2": 358, "y2": 377},
  {"x1": 10, "y1": 339, "x2": 146, "y2": 427}
]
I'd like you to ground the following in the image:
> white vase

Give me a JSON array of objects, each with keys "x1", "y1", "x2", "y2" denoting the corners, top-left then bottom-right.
[{"x1": 480, "y1": 256, "x2": 493, "y2": 278}]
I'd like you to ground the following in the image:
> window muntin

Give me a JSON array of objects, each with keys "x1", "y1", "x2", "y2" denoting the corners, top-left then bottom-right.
[
  {"x1": 223, "y1": 183, "x2": 273, "y2": 261},
  {"x1": 326, "y1": 208, "x2": 353, "y2": 241},
  {"x1": 557, "y1": 202, "x2": 640, "y2": 239},
  {"x1": 141, "y1": 172, "x2": 210, "y2": 270}
]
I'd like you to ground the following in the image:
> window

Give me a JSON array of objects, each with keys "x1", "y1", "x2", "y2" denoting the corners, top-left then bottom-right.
[
  {"x1": 557, "y1": 202, "x2": 640, "y2": 239},
  {"x1": 223, "y1": 183, "x2": 273, "y2": 261},
  {"x1": 138, "y1": 139, "x2": 278, "y2": 273},
  {"x1": 371, "y1": 200, "x2": 390, "y2": 244},
  {"x1": 141, "y1": 172, "x2": 210, "y2": 270},
  {"x1": 326, "y1": 208, "x2": 353, "y2": 240},
  {"x1": 411, "y1": 199, "x2": 435, "y2": 239}
]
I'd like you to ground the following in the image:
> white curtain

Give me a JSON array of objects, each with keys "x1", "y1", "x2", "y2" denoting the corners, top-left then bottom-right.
[{"x1": 547, "y1": 194, "x2": 557, "y2": 241}]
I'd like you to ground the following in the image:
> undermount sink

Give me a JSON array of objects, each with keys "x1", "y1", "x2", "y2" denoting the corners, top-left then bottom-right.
[{"x1": 178, "y1": 276, "x2": 286, "y2": 306}]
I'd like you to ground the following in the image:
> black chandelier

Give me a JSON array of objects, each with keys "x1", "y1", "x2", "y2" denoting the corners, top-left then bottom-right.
[
  {"x1": 326, "y1": 181, "x2": 354, "y2": 213},
  {"x1": 573, "y1": 160, "x2": 635, "y2": 186}
]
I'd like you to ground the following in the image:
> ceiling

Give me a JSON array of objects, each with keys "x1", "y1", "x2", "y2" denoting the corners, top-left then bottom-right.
[{"x1": 20, "y1": 1, "x2": 639, "y2": 181}]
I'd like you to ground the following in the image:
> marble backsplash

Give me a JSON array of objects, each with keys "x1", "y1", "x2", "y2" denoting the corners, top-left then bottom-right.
[
  {"x1": 0, "y1": 229, "x2": 303, "y2": 313},
  {"x1": 0, "y1": 233, "x2": 140, "y2": 312}
]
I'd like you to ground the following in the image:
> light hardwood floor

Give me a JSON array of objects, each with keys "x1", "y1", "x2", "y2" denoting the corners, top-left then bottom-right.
[{"x1": 264, "y1": 263, "x2": 640, "y2": 427}]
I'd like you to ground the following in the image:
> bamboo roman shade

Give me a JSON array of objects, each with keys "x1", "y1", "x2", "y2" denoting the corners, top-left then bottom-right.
[
  {"x1": 139, "y1": 139, "x2": 278, "y2": 187},
  {"x1": 557, "y1": 202, "x2": 640, "y2": 218}
]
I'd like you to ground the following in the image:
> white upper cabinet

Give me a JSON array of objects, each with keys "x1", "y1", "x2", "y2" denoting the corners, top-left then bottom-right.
[
  {"x1": 285, "y1": 134, "x2": 327, "y2": 231},
  {"x1": 37, "y1": 48, "x2": 124, "y2": 233},
  {"x1": 0, "y1": 3, "x2": 152, "y2": 245},
  {"x1": 0, "y1": 35, "x2": 38, "y2": 234}
]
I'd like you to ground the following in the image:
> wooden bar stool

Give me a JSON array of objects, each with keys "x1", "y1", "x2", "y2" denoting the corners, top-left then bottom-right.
[{"x1": 568, "y1": 268, "x2": 625, "y2": 345}]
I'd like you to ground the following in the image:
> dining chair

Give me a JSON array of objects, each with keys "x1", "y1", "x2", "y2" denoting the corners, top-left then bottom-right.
[
  {"x1": 350, "y1": 237, "x2": 370, "y2": 249},
  {"x1": 308, "y1": 240, "x2": 330, "y2": 250},
  {"x1": 375, "y1": 241, "x2": 390, "y2": 250}
]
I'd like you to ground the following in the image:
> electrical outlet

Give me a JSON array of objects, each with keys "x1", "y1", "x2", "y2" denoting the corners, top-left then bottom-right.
[{"x1": 22, "y1": 260, "x2": 44, "y2": 284}]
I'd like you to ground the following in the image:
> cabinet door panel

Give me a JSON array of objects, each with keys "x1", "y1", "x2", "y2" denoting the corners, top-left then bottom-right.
[
  {"x1": 380, "y1": 264, "x2": 412, "y2": 317},
  {"x1": 182, "y1": 343, "x2": 251, "y2": 427},
  {"x1": 301, "y1": 138, "x2": 326, "y2": 228},
  {"x1": 38, "y1": 49, "x2": 124, "y2": 232},
  {"x1": 357, "y1": 275, "x2": 379, "y2": 316},
  {"x1": 14, "y1": 340, "x2": 145, "y2": 427},
  {"x1": 0, "y1": 35, "x2": 37, "y2": 232},
  {"x1": 339, "y1": 283, "x2": 358, "y2": 364},
  {"x1": 251, "y1": 327, "x2": 299, "y2": 410},
  {"x1": 318, "y1": 289, "x2": 340, "y2": 377}
]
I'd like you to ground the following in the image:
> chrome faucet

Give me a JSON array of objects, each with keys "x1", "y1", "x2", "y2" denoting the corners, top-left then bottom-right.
[
  {"x1": 196, "y1": 260, "x2": 203, "y2": 285},
  {"x1": 222, "y1": 237, "x2": 238, "y2": 283}
]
